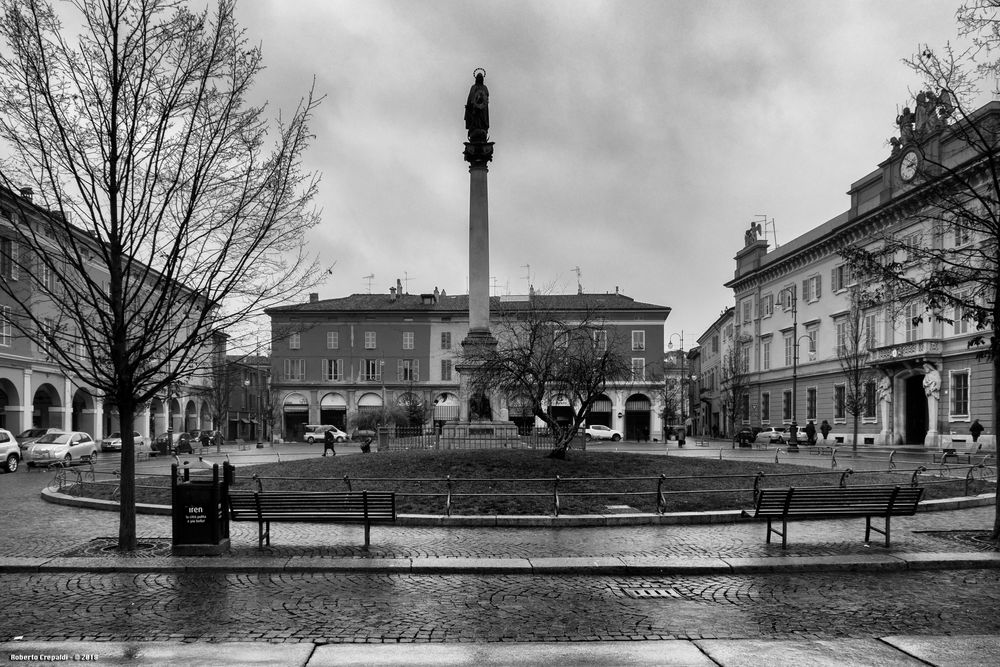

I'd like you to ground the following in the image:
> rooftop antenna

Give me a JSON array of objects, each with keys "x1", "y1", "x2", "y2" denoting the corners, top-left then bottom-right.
[
  {"x1": 571, "y1": 266, "x2": 583, "y2": 294},
  {"x1": 403, "y1": 271, "x2": 414, "y2": 294},
  {"x1": 363, "y1": 274, "x2": 375, "y2": 293},
  {"x1": 753, "y1": 214, "x2": 778, "y2": 248},
  {"x1": 491, "y1": 276, "x2": 500, "y2": 296},
  {"x1": 521, "y1": 264, "x2": 531, "y2": 293}
]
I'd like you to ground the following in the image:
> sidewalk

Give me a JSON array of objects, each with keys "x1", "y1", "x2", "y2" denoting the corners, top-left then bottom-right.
[{"x1": 3, "y1": 635, "x2": 1000, "y2": 666}]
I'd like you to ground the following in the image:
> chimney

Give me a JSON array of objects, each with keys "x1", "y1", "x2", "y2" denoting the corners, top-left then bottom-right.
[
  {"x1": 19, "y1": 187, "x2": 33, "y2": 202},
  {"x1": 390, "y1": 286, "x2": 397, "y2": 302},
  {"x1": 309, "y1": 292, "x2": 319, "y2": 303}
]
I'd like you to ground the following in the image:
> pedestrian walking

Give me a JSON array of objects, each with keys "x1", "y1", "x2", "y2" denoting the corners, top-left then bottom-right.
[
  {"x1": 820, "y1": 419, "x2": 831, "y2": 441},
  {"x1": 199, "y1": 431, "x2": 210, "y2": 450},
  {"x1": 323, "y1": 427, "x2": 336, "y2": 456},
  {"x1": 970, "y1": 419, "x2": 984, "y2": 443},
  {"x1": 804, "y1": 420, "x2": 817, "y2": 446}
]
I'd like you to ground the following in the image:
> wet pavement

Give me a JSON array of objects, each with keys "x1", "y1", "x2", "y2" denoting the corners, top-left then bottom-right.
[{"x1": 0, "y1": 440, "x2": 997, "y2": 665}]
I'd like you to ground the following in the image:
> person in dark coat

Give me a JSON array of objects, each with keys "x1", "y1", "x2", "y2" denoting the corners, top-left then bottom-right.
[
  {"x1": 804, "y1": 420, "x2": 817, "y2": 446},
  {"x1": 199, "y1": 431, "x2": 211, "y2": 450},
  {"x1": 971, "y1": 419, "x2": 984, "y2": 443},
  {"x1": 323, "y1": 428, "x2": 336, "y2": 456},
  {"x1": 820, "y1": 419, "x2": 832, "y2": 441}
]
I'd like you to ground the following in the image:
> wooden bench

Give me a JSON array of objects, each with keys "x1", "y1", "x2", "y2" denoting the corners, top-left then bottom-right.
[
  {"x1": 933, "y1": 442, "x2": 983, "y2": 464},
  {"x1": 228, "y1": 489, "x2": 396, "y2": 548},
  {"x1": 747, "y1": 485, "x2": 924, "y2": 548}
]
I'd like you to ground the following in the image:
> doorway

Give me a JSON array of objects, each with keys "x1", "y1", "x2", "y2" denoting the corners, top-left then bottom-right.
[{"x1": 904, "y1": 374, "x2": 928, "y2": 444}]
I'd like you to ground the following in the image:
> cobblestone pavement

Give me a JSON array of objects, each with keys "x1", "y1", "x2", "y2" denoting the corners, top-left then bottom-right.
[{"x1": 1, "y1": 568, "x2": 999, "y2": 643}]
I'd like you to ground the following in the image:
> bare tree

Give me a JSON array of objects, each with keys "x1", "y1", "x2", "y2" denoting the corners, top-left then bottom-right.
[
  {"x1": 836, "y1": 290, "x2": 878, "y2": 452},
  {"x1": 840, "y1": 2, "x2": 1000, "y2": 538},
  {"x1": 462, "y1": 299, "x2": 633, "y2": 459},
  {"x1": 0, "y1": 0, "x2": 324, "y2": 550},
  {"x1": 720, "y1": 334, "x2": 752, "y2": 438}
]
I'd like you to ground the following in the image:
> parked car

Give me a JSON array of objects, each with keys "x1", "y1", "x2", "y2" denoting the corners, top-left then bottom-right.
[
  {"x1": 1, "y1": 428, "x2": 20, "y2": 473},
  {"x1": 303, "y1": 424, "x2": 347, "y2": 443},
  {"x1": 25, "y1": 431, "x2": 98, "y2": 467},
  {"x1": 585, "y1": 424, "x2": 623, "y2": 441},
  {"x1": 152, "y1": 431, "x2": 193, "y2": 456},
  {"x1": 754, "y1": 427, "x2": 787, "y2": 445},
  {"x1": 100, "y1": 431, "x2": 147, "y2": 453},
  {"x1": 16, "y1": 427, "x2": 64, "y2": 456},
  {"x1": 734, "y1": 427, "x2": 756, "y2": 447},
  {"x1": 190, "y1": 429, "x2": 225, "y2": 447}
]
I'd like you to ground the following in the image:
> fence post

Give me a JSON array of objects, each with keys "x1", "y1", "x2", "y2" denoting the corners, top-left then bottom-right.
[
  {"x1": 888, "y1": 450, "x2": 896, "y2": 471},
  {"x1": 831, "y1": 448, "x2": 838, "y2": 469},
  {"x1": 911, "y1": 465, "x2": 926, "y2": 488},
  {"x1": 656, "y1": 474, "x2": 666, "y2": 514},
  {"x1": 553, "y1": 475, "x2": 560, "y2": 517},
  {"x1": 445, "y1": 475, "x2": 452, "y2": 516},
  {"x1": 343, "y1": 474, "x2": 352, "y2": 491},
  {"x1": 774, "y1": 448, "x2": 782, "y2": 464}
]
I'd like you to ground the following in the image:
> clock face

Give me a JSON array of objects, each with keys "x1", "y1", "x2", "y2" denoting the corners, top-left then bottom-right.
[{"x1": 900, "y1": 151, "x2": 919, "y2": 182}]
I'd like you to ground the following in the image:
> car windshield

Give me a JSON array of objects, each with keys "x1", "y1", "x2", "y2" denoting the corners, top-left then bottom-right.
[
  {"x1": 107, "y1": 432, "x2": 122, "y2": 438},
  {"x1": 18, "y1": 429, "x2": 46, "y2": 438},
  {"x1": 36, "y1": 433, "x2": 72, "y2": 444}
]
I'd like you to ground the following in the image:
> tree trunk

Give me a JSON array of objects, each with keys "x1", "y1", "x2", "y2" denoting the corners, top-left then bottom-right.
[
  {"x1": 993, "y1": 322, "x2": 1000, "y2": 541},
  {"x1": 116, "y1": 406, "x2": 138, "y2": 552},
  {"x1": 546, "y1": 446, "x2": 568, "y2": 460},
  {"x1": 852, "y1": 415, "x2": 859, "y2": 454}
]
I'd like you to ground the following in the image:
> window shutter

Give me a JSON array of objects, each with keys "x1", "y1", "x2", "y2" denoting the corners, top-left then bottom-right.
[
  {"x1": 802, "y1": 279, "x2": 809, "y2": 301},
  {"x1": 831, "y1": 267, "x2": 838, "y2": 292},
  {"x1": 814, "y1": 275, "x2": 821, "y2": 299},
  {"x1": 397, "y1": 359, "x2": 403, "y2": 381},
  {"x1": 10, "y1": 241, "x2": 17, "y2": 281},
  {"x1": 414, "y1": 360, "x2": 420, "y2": 382}
]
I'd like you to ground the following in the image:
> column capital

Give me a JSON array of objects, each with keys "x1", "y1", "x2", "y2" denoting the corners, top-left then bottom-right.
[{"x1": 464, "y1": 141, "x2": 494, "y2": 168}]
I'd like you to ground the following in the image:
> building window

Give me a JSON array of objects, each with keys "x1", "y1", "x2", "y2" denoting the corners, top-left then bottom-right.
[
  {"x1": 740, "y1": 392, "x2": 750, "y2": 424},
  {"x1": 802, "y1": 275, "x2": 822, "y2": 302},
  {"x1": 761, "y1": 392, "x2": 770, "y2": 422},
  {"x1": 782, "y1": 390, "x2": 792, "y2": 421},
  {"x1": 762, "y1": 339, "x2": 771, "y2": 370},
  {"x1": 834, "y1": 384, "x2": 846, "y2": 421},
  {"x1": 836, "y1": 320, "x2": 847, "y2": 356},
  {"x1": 951, "y1": 370, "x2": 970, "y2": 418},
  {"x1": 441, "y1": 359, "x2": 452, "y2": 381},
  {"x1": 954, "y1": 222, "x2": 972, "y2": 247},
  {"x1": 0, "y1": 306, "x2": 10, "y2": 347},
  {"x1": 403, "y1": 331, "x2": 414, "y2": 350},
  {"x1": 904, "y1": 302, "x2": 921, "y2": 342},
  {"x1": 864, "y1": 313, "x2": 878, "y2": 349},
  {"x1": 741, "y1": 299, "x2": 752, "y2": 323},
  {"x1": 864, "y1": 380, "x2": 877, "y2": 420},
  {"x1": 327, "y1": 331, "x2": 339, "y2": 349},
  {"x1": 806, "y1": 387, "x2": 817, "y2": 421},
  {"x1": 288, "y1": 333, "x2": 300, "y2": 350},
  {"x1": 323, "y1": 359, "x2": 342, "y2": 381},
  {"x1": 761, "y1": 294, "x2": 773, "y2": 318},
  {"x1": 631, "y1": 358, "x2": 645, "y2": 380},
  {"x1": 0, "y1": 238, "x2": 18, "y2": 280},
  {"x1": 441, "y1": 332, "x2": 452, "y2": 349},
  {"x1": 711, "y1": 335, "x2": 719, "y2": 354},
  {"x1": 594, "y1": 330, "x2": 607, "y2": 352},
  {"x1": 740, "y1": 341, "x2": 751, "y2": 373},
  {"x1": 364, "y1": 359, "x2": 381, "y2": 381},
  {"x1": 398, "y1": 359, "x2": 419, "y2": 381},
  {"x1": 365, "y1": 331, "x2": 377, "y2": 349},
  {"x1": 784, "y1": 335, "x2": 793, "y2": 366},
  {"x1": 632, "y1": 330, "x2": 645, "y2": 351},
  {"x1": 282, "y1": 359, "x2": 305, "y2": 381},
  {"x1": 953, "y1": 291, "x2": 972, "y2": 335},
  {"x1": 832, "y1": 263, "x2": 855, "y2": 292}
]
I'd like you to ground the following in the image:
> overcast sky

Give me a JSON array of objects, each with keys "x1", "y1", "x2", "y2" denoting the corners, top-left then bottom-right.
[{"x1": 235, "y1": 0, "x2": 966, "y2": 351}]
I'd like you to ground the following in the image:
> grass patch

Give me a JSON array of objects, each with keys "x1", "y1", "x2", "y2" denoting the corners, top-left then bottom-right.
[{"x1": 73, "y1": 449, "x2": 995, "y2": 515}]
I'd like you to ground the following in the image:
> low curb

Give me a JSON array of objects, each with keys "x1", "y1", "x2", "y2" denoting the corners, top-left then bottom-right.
[
  {"x1": 3, "y1": 551, "x2": 1000, "y2": 575},
  {"x1": 40, "y1": 487, "x2": 996, "y2": 526}
]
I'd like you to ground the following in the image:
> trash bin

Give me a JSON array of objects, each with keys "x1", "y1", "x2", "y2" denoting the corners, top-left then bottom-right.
[{"x1": 171, "y1": 461, "x2": 230, "y2": 555}]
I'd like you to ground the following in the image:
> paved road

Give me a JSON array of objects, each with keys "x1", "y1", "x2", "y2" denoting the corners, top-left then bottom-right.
[{"x1": 1, "y1": 441, "x2": 998, "y2": 665}]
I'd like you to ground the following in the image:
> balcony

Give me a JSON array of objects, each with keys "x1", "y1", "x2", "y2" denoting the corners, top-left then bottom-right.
[{"x1": 868, "y1": 338, "x2": 943, "y2": 365}]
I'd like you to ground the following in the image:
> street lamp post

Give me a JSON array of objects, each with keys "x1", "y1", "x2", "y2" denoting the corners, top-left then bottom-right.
[{"x1": 256, "y1": 357, "x2": 263, "y2": 448}]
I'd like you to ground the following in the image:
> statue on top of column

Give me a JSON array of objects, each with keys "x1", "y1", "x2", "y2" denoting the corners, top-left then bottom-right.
[{"x1": 465, "y1": 68, "x2": 489, "y2": 143}]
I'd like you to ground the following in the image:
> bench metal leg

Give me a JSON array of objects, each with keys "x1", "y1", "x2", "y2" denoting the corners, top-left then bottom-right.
[
  {"x1": 865, "y1": 516, "x2": 891, "y2": 547},
  {"x1": 364, "y1": 520, "x2": 370, "y2": 547},
  {"x1": 257, "y1": 520, "x2": 270, "y2": 548},
  {"x1": 765, "y1": 518, "x2": 788, "y2": 548}
]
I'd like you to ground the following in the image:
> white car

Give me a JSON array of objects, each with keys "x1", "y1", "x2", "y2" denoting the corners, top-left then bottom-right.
[
  {"x1": 0, "y1": 428, "x2": 20, "y2": 473},
  {"x1": 585, "y1": 425, "x2": 623, "y2": 441},
  {"x1": 100, "y1": 431, "x2": 147, "y2": 453},
  {"x1": 754, "y1": 427, "x2": 787, "y2": 445},
  {"x1": 26, "y1": 431, "x2": 99, "y2": 467}
]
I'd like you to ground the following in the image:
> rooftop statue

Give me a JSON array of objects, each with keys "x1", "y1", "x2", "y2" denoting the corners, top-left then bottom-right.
[{"x1": 465, "y1": 69, "x2": 489, "y2": 142}]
